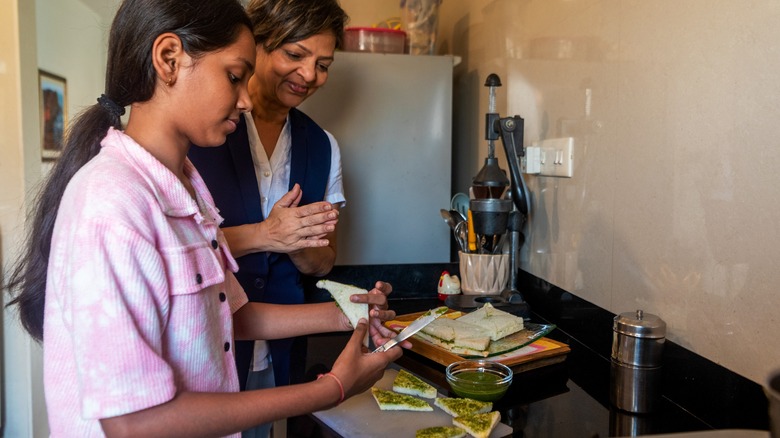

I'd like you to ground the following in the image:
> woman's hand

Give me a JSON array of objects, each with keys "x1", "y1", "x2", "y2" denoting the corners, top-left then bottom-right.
[{"x1": 260, "y1": 183, "x2": 338, "y2": 253}]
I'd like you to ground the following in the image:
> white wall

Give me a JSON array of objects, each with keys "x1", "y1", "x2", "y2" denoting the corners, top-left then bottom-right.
[{"x1": 2, "y1": 0, "x2": 105, "y2": 435}]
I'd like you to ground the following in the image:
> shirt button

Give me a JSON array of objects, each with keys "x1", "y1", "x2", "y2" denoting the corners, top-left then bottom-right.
[
  {"x1": 264, "y1": 171, "x2": 271, "y2": 177},
  {"x1": 224, "y1": 342, "x2": 230, "y2": 352},
  {"x1": 219, "y1": 292, "x2": 226, "y2": 302},
  {"x1": 196, "y1": 274, "x2": 203, "y2": 284},
  {"x1": 254, "y1": 278, "x2": 265, "y2": 290},
  {"x1": 211, "y1": 239, "x2": 218, "y2": 249}
]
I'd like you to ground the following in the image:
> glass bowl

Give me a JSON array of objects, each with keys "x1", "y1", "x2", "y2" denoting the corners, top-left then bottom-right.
[{"x1": 445, "y1": 360, "x2": 513, "y2": 402}]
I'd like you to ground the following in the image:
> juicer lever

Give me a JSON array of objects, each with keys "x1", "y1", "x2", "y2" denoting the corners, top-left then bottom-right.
[{"x1": 497, "y1": 115, "x2": 530, "y2": 217}]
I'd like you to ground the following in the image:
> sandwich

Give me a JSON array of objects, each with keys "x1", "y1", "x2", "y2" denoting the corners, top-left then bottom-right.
[
  {"x1": 415, "y1": 426, "x2": 466, "y2": 438},
  {"x1": 452, "y1": 411, "x2": 501, "y2": 438},
  {"x1": 370, "y1": 387, "x2": 433, "y2": 411},
  {"x1": 316, "y1": 279, "x2": 369, "y2": 346},
  {"x1": 417, "y1": 317, "x2": 491, "y2": 357},
  {"x1": 434, "y1": 396, "x2": 492, "y2": 418},
  {"x1": 456, "y1": 303, "x2": 524, "y2": 341},
  {"x1": 393, "y1": 369, "x2": 437, "y2": 399}
]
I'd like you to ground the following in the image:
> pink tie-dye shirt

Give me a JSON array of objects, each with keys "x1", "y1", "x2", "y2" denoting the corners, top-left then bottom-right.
[{"x1": 43, "y1": 128, "x2": 248, "y2": 437}]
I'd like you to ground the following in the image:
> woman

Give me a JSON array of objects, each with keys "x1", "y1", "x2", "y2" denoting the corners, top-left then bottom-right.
[
  {"x1": 188, "y1": 0, "x2": 350, "y2": 405},
  {"x1": 4, "y1": 0, "x2": 403, "y2": 436}
]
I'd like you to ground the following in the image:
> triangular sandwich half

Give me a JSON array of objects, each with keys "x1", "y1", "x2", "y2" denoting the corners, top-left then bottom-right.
[
  {"x1": 415, "y1": 426, "x2": 466, "y2": 438},
  {"x1": 316, "y1": 279, "x2": 369, "y2": 346},
  {"x1": 417, "y1": 317, "x2": 491, "y2": 357},
  {"x1": 456, "y1": 302, "x2": 524, "y2": 341},
  {"x1": 393, "y1": 369, "x2": 437, "y2": 399},
  {"x1": 452, "y1": 411, "x2": 501, "y2": 438},
  {"x1": 434, "y1": 396, "x2": 492, "y2": 417},
  {"x1": 370, "y1": 388, "x2": 433, "y2": 411}
]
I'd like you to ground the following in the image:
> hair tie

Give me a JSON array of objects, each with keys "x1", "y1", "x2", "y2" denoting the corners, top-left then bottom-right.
[{"x1": 97, "y1": 94, "x2": 126, "y2": 117}]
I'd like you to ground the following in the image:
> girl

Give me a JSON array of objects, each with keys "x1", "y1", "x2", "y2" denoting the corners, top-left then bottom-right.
[{"x1": 4, "y1": 0, "x2": 403, "y2": 436}]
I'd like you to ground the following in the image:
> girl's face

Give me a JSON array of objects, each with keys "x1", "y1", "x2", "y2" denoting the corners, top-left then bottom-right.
[
  {"x1": 177, "y1": 27, "x2": 256, "y2": 147},
  {"x1": 249, "y1": 31, "x2": 337, "y2": 113}
]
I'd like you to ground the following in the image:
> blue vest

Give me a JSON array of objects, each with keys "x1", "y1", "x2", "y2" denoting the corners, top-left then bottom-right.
[{"x1": 188, "y1": 108, "x2": 331, "y2": 388}]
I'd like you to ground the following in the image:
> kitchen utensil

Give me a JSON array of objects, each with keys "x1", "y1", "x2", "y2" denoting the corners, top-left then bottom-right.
[
  {"x1": 446, "y1": 360, "x2": 513, "y2": 402},
  {"x1": 454, "y1": 220, "x2": 468, "y2": 253},
  {"x1": 373, "y1": 306, "x2": 448, "y2": 353},
  {"x1": 610, "y1": 310, "x2": 666, "y2": 413},
  {"x1": 450, "y1": 192, "x2": 469, "y2": 220},
  {"x1": 450, "y1": 209, "x2": 466, "y2": 225},
  {"x1": 440, "y1": 208, "x2": 457, "y2": 230},
  {"x1": 467, "y1": 209, "x2": 477, "y2": 252}
]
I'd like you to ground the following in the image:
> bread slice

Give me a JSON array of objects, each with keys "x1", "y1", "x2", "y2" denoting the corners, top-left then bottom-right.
[
  {"x1": 422, "y1": 318, "x2": 490, "y2": 348},
  {"x1": 393, "y1": 369, "x2": 437, "y2": 399},
  {"x1": 414, "y1": 331, "x2": 491, "y2": 357},
  {"x1": 417, "y1": 317, "x2": 491, "y2": 356},
  {"x1": 370, "y1": 388, "x2": 433, "y2": 411},
  {"x1": 452, "y1": 411, "x2": 501, "y2": 438},
  {"x1": 434, "y1": 396, "x2": 492, "y2": 418},
  {"x1": 415, "y1": 426, "x2": 466, "y2": 438},
  {"x1": 316, "y1": 279, "x2": 369, "y2": 346},
  {"x1": 456, "y1": 303, "x2": 524, "y2": 341}
]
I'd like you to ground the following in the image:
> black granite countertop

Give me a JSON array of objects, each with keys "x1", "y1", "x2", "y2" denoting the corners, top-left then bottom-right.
[{"x1": 290, "y1": 263, "x2": 770, "y2": 437}]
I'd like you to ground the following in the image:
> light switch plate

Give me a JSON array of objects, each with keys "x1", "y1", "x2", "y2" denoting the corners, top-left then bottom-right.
[{"x1": 537, "y1": 137, "x2": 574, "y2": 178}]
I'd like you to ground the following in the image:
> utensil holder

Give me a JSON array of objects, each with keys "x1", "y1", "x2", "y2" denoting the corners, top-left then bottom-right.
[{"x1": 458, "y1": 251, "x2": 509, "y2": 295}]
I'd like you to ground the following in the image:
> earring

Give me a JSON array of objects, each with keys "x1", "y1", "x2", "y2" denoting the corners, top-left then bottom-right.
[{"x1": 165, "y1": 77, "x2": 173, "y2": 87}]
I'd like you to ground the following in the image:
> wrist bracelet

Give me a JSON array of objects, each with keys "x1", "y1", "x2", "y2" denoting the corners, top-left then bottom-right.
[{"x1": 317, "y1": 372, "x2": 345, "y2": 405}]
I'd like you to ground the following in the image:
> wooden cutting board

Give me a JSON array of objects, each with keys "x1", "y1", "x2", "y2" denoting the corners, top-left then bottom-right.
[
  {"x1": 385, "y1": 310, "x2": 570, "y2": 372},
  {"x1": 313, "y1": 368, "x2": 513, "y2": 438}
]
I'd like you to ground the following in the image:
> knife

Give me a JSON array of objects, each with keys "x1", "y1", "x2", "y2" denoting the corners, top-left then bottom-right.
[{"x1": 373, "y1": 306, "x2": 448, "y2": 353}]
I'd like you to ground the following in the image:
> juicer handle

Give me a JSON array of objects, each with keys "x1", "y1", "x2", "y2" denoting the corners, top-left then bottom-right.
[{"x1": 497, "y1": 116, "x2": 530, "y2": 217}]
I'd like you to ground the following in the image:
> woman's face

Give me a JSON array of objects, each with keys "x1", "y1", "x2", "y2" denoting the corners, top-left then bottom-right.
[
  {"x1": 250, "y1": 31, "x2": 337, "y2": 112},
  {"x1": 177, "y1": 27, "x2": 256, "y2": 147}
]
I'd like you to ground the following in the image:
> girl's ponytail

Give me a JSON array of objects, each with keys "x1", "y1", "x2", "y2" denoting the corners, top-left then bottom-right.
[{"x1": 4, "y1": 96, "x2": 123, "y2": 341}]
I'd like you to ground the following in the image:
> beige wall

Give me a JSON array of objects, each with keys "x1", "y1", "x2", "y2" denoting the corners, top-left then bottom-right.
[
  {"x1": 347, "y1": 0, "x2": 780, "y2": 385},
  {"x1": 430, "y1": 0, "x2": 780, "y2": 385}
]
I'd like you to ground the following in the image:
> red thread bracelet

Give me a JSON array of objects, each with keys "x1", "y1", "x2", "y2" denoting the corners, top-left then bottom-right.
[{"x1": 317, "y1": 372, "x2": 345, "y2": 405}]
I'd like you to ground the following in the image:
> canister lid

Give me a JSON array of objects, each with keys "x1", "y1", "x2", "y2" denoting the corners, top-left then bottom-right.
[{"x1": 613, "y1": 309, "x2": 666, "y2": 339}]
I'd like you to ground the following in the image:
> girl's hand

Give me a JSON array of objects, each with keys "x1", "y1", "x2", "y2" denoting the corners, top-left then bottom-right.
[
  {"x1": 349, "y1": 281, "x2": 410, "y2": 349},
  {"x1": 330, "y1": 320, "x2": 402, "y2": 401}
]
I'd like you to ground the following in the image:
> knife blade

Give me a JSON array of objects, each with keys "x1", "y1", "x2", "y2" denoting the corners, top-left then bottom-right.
[{"x1": 373, "y1": 306, "x2": 448, "y2": 353}]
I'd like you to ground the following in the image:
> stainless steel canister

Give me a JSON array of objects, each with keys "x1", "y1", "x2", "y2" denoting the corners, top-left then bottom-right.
[{"x1": 610, "y1": 310, "x2": 666, "y2": 413}]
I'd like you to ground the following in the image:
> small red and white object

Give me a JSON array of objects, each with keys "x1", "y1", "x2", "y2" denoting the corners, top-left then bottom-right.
[{"x1": 437, "y1": 271, "x2": 461, "y2": 301}]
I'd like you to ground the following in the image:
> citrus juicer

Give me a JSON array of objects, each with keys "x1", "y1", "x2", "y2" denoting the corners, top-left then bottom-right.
[{"x1": 446, "y1": 73, "x2": 531, "y2": 318}]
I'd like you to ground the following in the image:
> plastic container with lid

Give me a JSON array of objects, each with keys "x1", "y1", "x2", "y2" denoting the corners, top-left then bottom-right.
[
  {"x1": 343, "y1": 27, "x2": 406, "y2": 54},
  {"x1": 610, "y1": 309, "x2": 667, "y2": 413}
]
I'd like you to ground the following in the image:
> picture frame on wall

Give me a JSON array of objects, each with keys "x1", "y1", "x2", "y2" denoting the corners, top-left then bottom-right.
[{"x1": 38, "y1": 69, "x2": 67, "y2": 161}]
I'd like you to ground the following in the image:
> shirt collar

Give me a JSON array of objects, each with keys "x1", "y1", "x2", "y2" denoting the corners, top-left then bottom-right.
[{"x1": 101, "y1": 127, "x2": 224, "y2": 223}]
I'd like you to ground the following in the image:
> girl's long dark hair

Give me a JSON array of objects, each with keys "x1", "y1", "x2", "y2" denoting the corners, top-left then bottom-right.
[{"x1": 4, "y1": 0, "x2": 251, "y2": 342}]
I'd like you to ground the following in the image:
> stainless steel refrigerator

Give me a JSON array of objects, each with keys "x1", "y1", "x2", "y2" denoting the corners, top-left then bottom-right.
[{"x1": 299, "y1": 52, "x2": 454, "y2": 265}]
